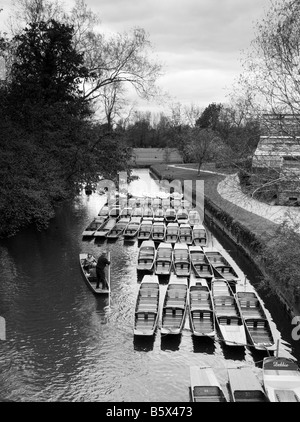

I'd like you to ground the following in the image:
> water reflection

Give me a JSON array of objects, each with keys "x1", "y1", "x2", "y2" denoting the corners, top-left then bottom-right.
[
  {"x1": 192, "y1": 336, "x2": 216, "y2": 354},
  {"x1": 160, "y1": 334, "x2": 182, "y2": 351},
  {"x1": 133, "y1": 335, "x2": 155, "y2": 352}
]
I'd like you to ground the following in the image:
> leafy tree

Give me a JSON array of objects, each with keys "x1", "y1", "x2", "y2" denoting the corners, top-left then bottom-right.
[{"x1": 196, "y1": 103, "x2": 222, "y2": 130}]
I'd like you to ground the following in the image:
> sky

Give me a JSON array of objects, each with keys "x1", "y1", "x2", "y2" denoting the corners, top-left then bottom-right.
[{"x1": 0, "y1": 0, "x2": 271, "y2": 115}]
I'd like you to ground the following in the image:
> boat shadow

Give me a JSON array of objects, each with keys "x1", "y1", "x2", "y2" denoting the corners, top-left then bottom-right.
[
  {"x1": 133, "y1": 335, "x2": 155, "y2": 352},
  {"x1": 192, "y1": 335, "x2": 216, "y2": 354},
  {"x1": 160, "y1": 333, "x2": 182, "y2": 351},
  {"x1": 221, "y1": 342, "x2": 246, "y2": 361},
  {"x1": 249, "y1": 347, "x2": 274, "y2": 368}
]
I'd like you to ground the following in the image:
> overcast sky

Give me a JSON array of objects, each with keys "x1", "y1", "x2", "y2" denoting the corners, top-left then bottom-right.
[{"x1": 0, "y1": 0, "x2": 271, "y2": 114}]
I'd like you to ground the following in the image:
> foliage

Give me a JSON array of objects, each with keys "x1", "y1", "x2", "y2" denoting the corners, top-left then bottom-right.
[{"x1": 195, "y1": 103, "x2": 222, "y2": 130}]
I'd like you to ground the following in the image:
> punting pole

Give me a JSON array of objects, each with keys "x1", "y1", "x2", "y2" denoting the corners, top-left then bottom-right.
[
  {"x1": 107, "y1": 251, "x2": 111, "y2": 307},
  {"x1": 276, "y1": 339, "x2": 280, "y2": 357}
]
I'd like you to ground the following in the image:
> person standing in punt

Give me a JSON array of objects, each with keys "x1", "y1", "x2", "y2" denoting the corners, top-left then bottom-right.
[{"x1": 96, "y1": 252, "x2": 110, "y2": 289}]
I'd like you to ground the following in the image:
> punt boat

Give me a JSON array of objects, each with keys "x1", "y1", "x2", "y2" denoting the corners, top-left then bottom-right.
[
  {"x1": 202, "y1": 246, "x2": 240, "y2": 288},
  {"x1": 189, "y1": 245, "x2": 214, "y2": 282},
  {"x1": 106, "y1": 217, "x2": 130, "y2": 239},
  {"x1": 192, "y1": 224, "x2": 208, "y2": 247},
  {"x1": 136, "y1": 240, "x2": 156, "y2": 272},
  {"x1": 153, "y1": 207, "x2": 165, "y2": 222},
  {"x1": 109, "y1": 205, "x2": 121, "y2": 219},
  {"x1": 131, "y1": 207, "x2": 144, "y2": 219},
  {"x1": 123, "y1": 217, "x2": 141, "y2": 240},
  {"x1": 263, "y1": 356, "x2": 300, "y2": 402},
  {"x1": 151, "y1": 221, "x2": 166, "y2": 242},
  {"x1": 176, "y1": 208, "x2": 189, "y2": 225},
  {"x1": 188, "y1": 274, "x2": 215, "y2": 338},
  {"x1": 235, "y1": 284, "x2": 275, "y2": 352},
  {"x1": 211, "y1": 278, "x2": 247, "y2": 347},
  {"x1": 188, "y1": 209, "x2": 201, "y2": 227},
  {"x1": 134, "y1": 274, "x2": 160, "y2": 336},
  {"x1": 165, "y1": 222, "x2": 179, "y2": 244},
  {"x1": 82, "y1": 217, "x2": 105, "y2": 237},
  {"x1": 190, "y1": 366, "x2": 228, "y2": 402},
  {"x1": 142, "y1": 207, "x2": 154, "y2": 221},
  {"x1": 173, "y1": 243, "x2": 191, "y2": 277},
  {"x1": 155, "y1": 242, "x2": 173, "y2": 276},
  {"x1": 94, "y1": 218, "x2": 117, "y2": 239},
  {"x1": 227, "y1": 367, "x2": 269, "y2": 402},
  {"x1": 79, "y1": 252, "x2": 110, "y2": 295},
  {"x1": 178, "y1": 223, "x2": 193, "y2": 245},
  {"x1": 98, "y1": 205, "x2": 110, "y2": 218},
  {"x1": 165, "y1": 208, "x2": 177, "y2": 223},
  {"x1": 119, "y1": 207, "x2": 133, "y2": 219},
  {"x1": 161, "y1": 275, "x2": 188, "y2": 335},
  {"x1": 137, "y1": 220, "x2": 153, "y2": 241}
]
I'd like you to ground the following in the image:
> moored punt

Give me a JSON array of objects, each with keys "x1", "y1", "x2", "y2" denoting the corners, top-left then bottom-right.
[
  {"x1": 189, "y1": 245, "x2": 214, "y2": 282},
  {"x1": 137, "y1": 220, "x2": 153, "y2": 241},
  {"x1": 155, "y1": 242, "x2": 173, "y2": 276},
  {"x1": 263, "y1": 356, "x2": 300, "y2": 402},
  {"x1": 190, "y1": 366, "x2": 228, "y2": 402},
  {"x1": 192, "y1": 224, "x2": 208, "y2": 247},
  {"x1": 211, "y1": 279, "x2": 247, "y2": 347},
  {"x1": 152, "y1": 221, "x2": 166, "y2": 242},
  {"x1": 79, "y1": 253, "x2": 110, "y2": 295},
  {"x1": 165, "y1": 222, "x2": 179, "y2": 244},
  {"x1": 82, "y1": 218, "x2": 105, "y2": 237},
  {"x1": 165, "y1": 208, "x2": 177, "y2": 223},
  {"x1": 202, "y1": 246, "x2": 240, "y2": 288},
  {"x1": 94, "y1": 218, "x2": 117, "y2": 239},
  {"x1": 106, "y1": 217, "x2": 130, "y2": 239},
  {"x1": 188, "y1": 274, "x2": 215, "y2": 338},
  {"x1": 178, "y1": 223, "x2": 193, "y2": 245},
  {"x1": 188, "y1": 209, "x2": 201, "y2": 227},
  {"x1": 173, "y1": 243, "x2": 191, "y2": 277},
  {"x1": 161, "y1": 275, "x2": 188, "y2": 335},
  {"x1": 142, "y1": 206, "x2": 154, "y2": 221},
  {"x1": 227, "y1": 367, "x2": 269, "y2": 402},
  {"x1": 176, "y1": 208, "x2": 189, "y2": 225},
  {"x1": 134, "y1": 274, "x2": 160, "y2": 336},
  {"x1": 123, "y1": 217, "x2": 141, "y2": 240},
  {"x1": 137, "y1": 240, "x2": 156, "y2": 272},
  {"x1": 131, "y1": 207, "x2": 144, "y2": 219},
  {"x1": 235, "y1": 285, "x2": 275, "y2": 352},
  {"x1": 109, "y1": 205, "x2": 121, "y2": 220},
  {"x1": 153, "y1": 207, "x2": 165, "y2": 222}
]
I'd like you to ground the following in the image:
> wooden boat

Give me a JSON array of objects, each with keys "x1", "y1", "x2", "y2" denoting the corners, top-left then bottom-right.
[
  {"x1": 173, "y1": 243, "x2": 191, "y2": 277},
  {"x1": 176, "y1": 208, "x2": 189, "y2": 225},
  {"x1": 178, "y1": 223, "x2": 193, "y2": 245},
  {"x1": 82, "y1": 217, "x2": 105, "y2": 237},
  {"x1": 227, "y1": 367, "x2": 269, "y2": 402},
  {"x1": 131, "y1": 207, "x2": 143, "y2": 219},
  {"x1": 188, "y1": 209, "x2": 201, "y2": 227},
  {"x1": 137, "y1": 240, "x2": 156, "y2": 272},
  {"x1": 235, "y1": 285, "x2": 275, "y2": 351},
  {"x1": 137, "y1": 220, "x2": 153, "y2": 241},
  {"x1": 165, "y1": 222, "x2": 179, "y2": 244},
  {"x1": 142, "y1": 207, "x2": 154, "y2": 221},
  {"x1": 165, "y1": 208, "x2": 177, "y2": 223},
  {"x1": 263, "y1": 356, "x2": 300, "y2": 402},
  {"x1": 189, "y1": 245, "x2": 214, "y2": 282},
  {"x1": 211, "y1": 279, "x2": 247, "y2": 347},
  {"x1": 153, "y1": 207, "x2": 165, "y2": 222},
  {"x1": 109, "y1": 205, "x2": 121, "y2": 219},
  {"x1": 106, "y1": 217, "x2": 130, "y2": 239},
  {"x1": 151, "y1": 221, "x2": 166, "y2": 242},
  {"x1": 98, "y1": 205, "x2": 110, "y2": 217},
  {"x1": 188, "y1": 274, "x2": 215, "y2": 338},
  {"x1": 94, "y1": 218, "x2": 117, "y2": 239},
  {"x1": 190, "y1": 366, "x2": 228, "y2": 402},
  {"x1": 120, "y1": 207, "x2": 132, "y2": 219},
  {"x1": 134, "y1": 274, "x2": 160, "y2": 336},
  {"x1": 192, "y1": 224, "x2": 208, "y2": 247},
  {"x1": 155, "y1": 242, "x2": 173, "y2": 276},
  {"x1": 202, "y1": 246, "x2": 240, "y2": 287},
  {"x1": 161, "y1": 275, "x2": 188, "y2": 335},
  {"x1": 123, "y1": 217, "x2": 141, "y2": 240},
  {"x1": 79, "y1": 253, "x2": 110, "y2": 295}
]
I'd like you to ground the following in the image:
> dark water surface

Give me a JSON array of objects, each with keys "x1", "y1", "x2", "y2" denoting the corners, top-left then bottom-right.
[{"x1": 0, "y1": 169, "x2": 299, "y2": 402}]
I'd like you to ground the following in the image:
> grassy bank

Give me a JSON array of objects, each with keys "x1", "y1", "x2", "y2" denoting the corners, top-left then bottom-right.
[{"x1": 150, "y1": 163, "x2": 300, "y2": 317}]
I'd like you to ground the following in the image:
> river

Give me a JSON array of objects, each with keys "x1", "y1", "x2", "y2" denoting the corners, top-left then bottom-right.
[{"x1": 0, "y1": 168, "x2": 299, "y2": 402}]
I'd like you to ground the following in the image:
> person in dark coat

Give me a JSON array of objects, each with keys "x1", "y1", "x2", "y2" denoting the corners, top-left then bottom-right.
[{"x1": 96, "y1": 253, "x2": 110, "y2": 289}]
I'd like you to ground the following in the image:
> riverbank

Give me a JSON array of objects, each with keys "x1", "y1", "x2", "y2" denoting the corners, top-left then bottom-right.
[{"x1": 150, "y1": 163, "x2": 300, "y2": 318}]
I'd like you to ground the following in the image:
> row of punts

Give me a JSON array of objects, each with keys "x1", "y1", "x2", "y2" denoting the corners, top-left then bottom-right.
[
  {"x1": 190, "y1": 356, "x2": 300, "y2": 402},
  {"x1": 134, "y1": 272, "x2": 276, "y2": 353}
]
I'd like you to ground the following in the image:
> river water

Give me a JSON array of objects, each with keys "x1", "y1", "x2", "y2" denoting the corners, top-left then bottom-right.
[{"x1": 0, "y1": 168, "x2": 299, "y2": 402}]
